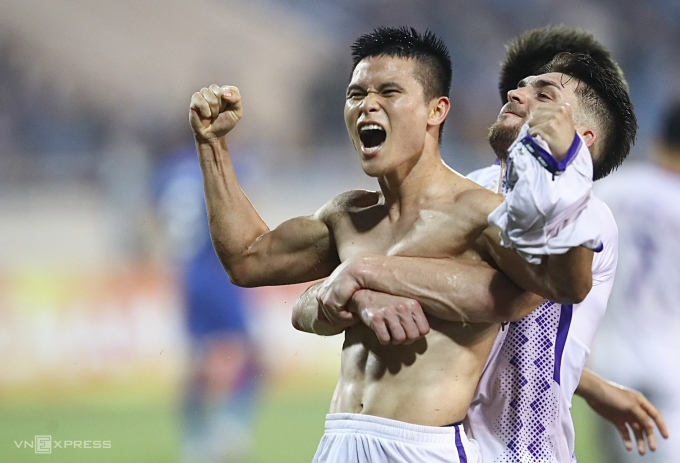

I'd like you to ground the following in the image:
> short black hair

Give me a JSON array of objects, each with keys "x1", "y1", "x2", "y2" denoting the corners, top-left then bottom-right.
[
  {"x1": 499, "y1": 26, "x2": 627, "y2": 103},
  {"x1": 538, "y1": 52, "x2": 637, "y2": 180},
  {"x1": 351, "y1": 26, "x2": 452, "y2": 103},
  {"x1": 661, "y1": 101, "x2": 680, "y2": 150}
]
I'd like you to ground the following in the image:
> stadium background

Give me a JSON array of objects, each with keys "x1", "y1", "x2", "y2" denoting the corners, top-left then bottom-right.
[{"x1": 1, "y1": 0, "x2": 679, "y2": 461}]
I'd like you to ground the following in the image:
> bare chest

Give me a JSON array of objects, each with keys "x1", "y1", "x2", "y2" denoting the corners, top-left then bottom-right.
[{"x1": 333, "y1": 206, "x2": 482, "y2": 262}]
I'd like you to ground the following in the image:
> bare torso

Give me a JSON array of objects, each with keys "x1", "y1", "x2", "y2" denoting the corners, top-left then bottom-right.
[{"x1": 323, "y1": 172, "x2": 500, "y2": 426}]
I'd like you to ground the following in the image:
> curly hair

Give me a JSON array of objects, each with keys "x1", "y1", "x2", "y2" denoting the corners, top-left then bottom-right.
[{"x1": 499, "y1": 25, "x2": 628, "y2": 103}]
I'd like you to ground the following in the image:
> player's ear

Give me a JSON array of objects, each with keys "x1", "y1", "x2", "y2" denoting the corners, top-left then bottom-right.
[
  {"x1": 429, "y1": 96, "x2": 450, "y2": 126},
  {"x1": 579, "y1": 128, "x2": 597, "y2": 148}
]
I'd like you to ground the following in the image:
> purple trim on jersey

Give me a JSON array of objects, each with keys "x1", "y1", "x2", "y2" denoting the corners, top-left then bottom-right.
[
  {"x1": 521, "y1": 133, "x2": 582, "y2": 176},
  {"x1": 553, "y1": 304, "x2": 573, "y2": 384},
  {"x1": 454, "y1": 425, "x2": 468, "y2": 463},
  {"x1": 593, "y1": 242, "x2": 604, "y2": 253}
]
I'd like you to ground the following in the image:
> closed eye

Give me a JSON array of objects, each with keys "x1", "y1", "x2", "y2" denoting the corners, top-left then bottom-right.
[{"x1": 346, "y1": 84, "x2": 366, "y2": 100}]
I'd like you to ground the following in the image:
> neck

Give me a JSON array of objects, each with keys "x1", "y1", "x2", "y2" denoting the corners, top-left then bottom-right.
[{"x1": 378, "y1": 155, "x2": 457, "y2": 219}]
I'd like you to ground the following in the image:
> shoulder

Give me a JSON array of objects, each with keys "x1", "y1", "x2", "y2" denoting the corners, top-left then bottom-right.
[
  {"x1": 456, "y1": 181, "x2": 504, "y2": 214},
  {"x1": 315, "y1": 189, "x2": 381, "y2": 219}
]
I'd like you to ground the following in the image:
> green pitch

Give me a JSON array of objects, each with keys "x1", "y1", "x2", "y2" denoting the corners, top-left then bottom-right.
[{"x1": 0, "y1": 387, "x2": 605, "y2": 463}]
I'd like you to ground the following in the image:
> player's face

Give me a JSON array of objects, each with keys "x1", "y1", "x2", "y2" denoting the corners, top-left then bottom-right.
[
  {"x1": 489, "y1": 72, "x2": 581, "y2": 158},
  {"x1": 344, "y1": 56, "x2": 432, "y2": 177}
]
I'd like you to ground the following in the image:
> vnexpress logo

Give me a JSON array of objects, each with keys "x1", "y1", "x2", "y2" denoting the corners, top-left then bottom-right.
[
  {"x1": 14, "y1": 435, "x2": 112, "y2": 454},
  {"x1": 34, "y1": 435, "x2": 52, "y2": 454}
]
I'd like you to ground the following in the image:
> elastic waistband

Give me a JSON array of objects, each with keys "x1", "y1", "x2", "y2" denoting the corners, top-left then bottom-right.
[{"x1": 323, "y1": 413, "x2": 464, "y2": 444}]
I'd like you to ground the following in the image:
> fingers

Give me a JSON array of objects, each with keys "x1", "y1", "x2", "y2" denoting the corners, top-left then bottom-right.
[
  {"x1": 616, "y1": 423, "x2": 634, "y2": 452},
  {"x1": 369, "y1": 302, "x2": 428, "y2": 345},
  {"x1": 630, "y1": 402, "x2": 657, "y2": 453},
  {"x1": 350, "y1": 290, "x2": 428, "y2": 345},
  {"x1": 528, "y1": 102, "x2": 572, "y2": 124},
  {"x1": 360, "y1": 309, "x2": 391, "y2": 345},
  {"x1": 200, "y1": 84, "x2": 221, "y2": 118},
  {"x1": 411, "y1": 306, "x2": 431, "y2": 338},
  {"x1": 643, "y1": 422, "x2": 657, "y2": 453},
  {"x1": 628, "y1": 393, "x2": 669, "y2": 453},
  {"x1": 220, "y1": 85, "x2": 241, "y2": 109},
  {"x1": 527, "y1": 103, "x2": 576, "y2": 160},
  {"x1": 190, "y1": 90, "x2": 212, "y2": 120},
  {"x1": 620, "y1": 398, "x2": 668, "y2": 455},
  {"x1": 629, "y1": 421, "x2": 647, "y2": 455},
  {"x1": 641, "y1": 398, "x2": 670, "y2": 439},
  {"x1": 190, "y1": 85, "x2": 240, "y2": 120},
  {"x1": 383, "y1": 314, "x2": 407, "y2": 345},
  {"x1": 320, "y1": 305, "x2": 357, "y2": 327}
]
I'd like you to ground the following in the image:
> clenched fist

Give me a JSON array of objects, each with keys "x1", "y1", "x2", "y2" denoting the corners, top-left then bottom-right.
[
  {"x1": 189, "y1": 84, "x2": 243, "y2": 143},
  {"x1": 527, "y1": 102, "x2": 576, "y2": 161}
]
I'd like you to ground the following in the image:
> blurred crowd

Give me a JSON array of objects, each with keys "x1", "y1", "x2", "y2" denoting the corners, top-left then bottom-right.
[{"x1": 1, "y1": 0, "x2": 680, "y2": 199}]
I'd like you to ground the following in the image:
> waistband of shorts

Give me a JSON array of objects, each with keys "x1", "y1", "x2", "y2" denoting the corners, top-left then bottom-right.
[{"x1": 323, "y1": 413, "x2": 465, "y2": 444}]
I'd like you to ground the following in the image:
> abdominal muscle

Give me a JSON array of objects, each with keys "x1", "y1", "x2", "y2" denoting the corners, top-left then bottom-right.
[{"x1": 327, "y1": 318, "x2": 499, "y2": 427}]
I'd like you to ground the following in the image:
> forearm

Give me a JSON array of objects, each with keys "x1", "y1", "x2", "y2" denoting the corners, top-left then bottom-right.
[
  {"x1": 347, "y1": 255, "x2": 541, "y2": 323},
  {"x1": 291, "y1": 282, "x2": 348, "y2": 336},
  {"x1": 196, "y1": 138, "x2": 339, "y2": 287},
  {"x1": 196, "y1": 137, "x2": 270, "y2": 279},
  {"x1": 575, "y1": 368, "x2": 603, "y2": 402},
  {"x1": 481, "y1": 228, "x2": 593, "y2": 304}
]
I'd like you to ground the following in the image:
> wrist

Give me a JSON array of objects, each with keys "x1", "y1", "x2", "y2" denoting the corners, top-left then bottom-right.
[
  {"x1": 350, "y1": 254, "x2": 381, "y2": 287},
  {"x1": 194, "y1": 132, "x2": 227, "y2": 146}
]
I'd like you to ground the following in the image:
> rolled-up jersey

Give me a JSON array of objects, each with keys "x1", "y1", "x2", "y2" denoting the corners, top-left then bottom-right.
[
  {"x1": 465, "y1": 163, "x2": 618, "y2": 463},
  {"x1": 487, "y1": 124, "x2": 602, "y2": 264}
]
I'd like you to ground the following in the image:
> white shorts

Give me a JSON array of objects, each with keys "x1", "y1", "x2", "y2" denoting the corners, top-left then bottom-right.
[{"x1": 312, "y1": 413, "x2": 480, "y2": 463}]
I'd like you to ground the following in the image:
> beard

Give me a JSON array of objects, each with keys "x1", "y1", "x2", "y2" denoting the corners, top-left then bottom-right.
[{"x1": 487, "y1": 121, "x2": 521, "y2": 161}]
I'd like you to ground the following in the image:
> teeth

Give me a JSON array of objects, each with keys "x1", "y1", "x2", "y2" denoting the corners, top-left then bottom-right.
[
  {"x1": 363, "y1": 145, "x2": 381, "y2": 154},
  {"x1": 360, "y1": 124, "x2": 383, "y2": 132}
]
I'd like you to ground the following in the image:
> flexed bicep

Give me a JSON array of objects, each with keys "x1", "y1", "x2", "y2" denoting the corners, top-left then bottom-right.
[{"x1": 221, "y1": 214, "x2": 340, "y2": 287}]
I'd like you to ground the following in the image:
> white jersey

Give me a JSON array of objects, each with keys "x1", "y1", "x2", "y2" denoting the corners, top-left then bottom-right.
[
  {"x1": 591, "y1": 163, "x2": 680, "y2": 463},
  {"x1": 465, "y1": 164, "x2": 618, "y2": 463}
]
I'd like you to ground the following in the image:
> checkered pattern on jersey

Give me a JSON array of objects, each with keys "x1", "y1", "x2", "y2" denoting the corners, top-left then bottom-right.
[{"x1": 491, "y1": 300, "x2": 573, "y2": 463}]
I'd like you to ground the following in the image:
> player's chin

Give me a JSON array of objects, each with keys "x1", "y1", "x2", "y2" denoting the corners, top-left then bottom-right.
[
  {"x1": 490, "y1": 120, "x2": 521, "y2": 138},
  {"x1": 360, "y1": 163, "x2": 382, "y2": 178}
]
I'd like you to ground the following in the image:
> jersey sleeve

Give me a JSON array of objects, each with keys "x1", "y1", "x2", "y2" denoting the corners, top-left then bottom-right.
[{"x1": 487, "y1": 123, "x2": 602, "y2": 264}]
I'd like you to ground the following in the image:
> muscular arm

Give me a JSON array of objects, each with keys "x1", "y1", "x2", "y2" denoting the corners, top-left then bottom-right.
[
  {"x1": 478, "y1": 223, "x2": 594, "y2": 304},
  {"x1": 317, "y1": 255, "x2": 543, "y2": 324},
  {"x1": 293, "y1": 281, "x2": 431, "y2": 345},
  {"x1": 191, "y1": 85, "x2": 339, "y2": 287}
]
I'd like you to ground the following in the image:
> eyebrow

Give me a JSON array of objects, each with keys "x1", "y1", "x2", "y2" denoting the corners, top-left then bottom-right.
[
  {"x1": 346, "y1": 81, "x2": 405, "y2": 95},
  {"x1": 518, "y1": 78, "x2": 562, "y2": 92}
]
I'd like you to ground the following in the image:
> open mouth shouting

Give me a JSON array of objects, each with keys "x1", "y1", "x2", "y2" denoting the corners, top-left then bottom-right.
[{"x1": 358, "y1": 123, "x2": 387, "y2": 155}]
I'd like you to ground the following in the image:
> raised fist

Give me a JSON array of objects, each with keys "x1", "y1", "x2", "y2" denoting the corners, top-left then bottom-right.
[
  {"x1": 189, "y1": 84, "x2": 243, "y2": 143},
  {"x1": 528, "y1": 102, "x2": 576, "y2": 160}
]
